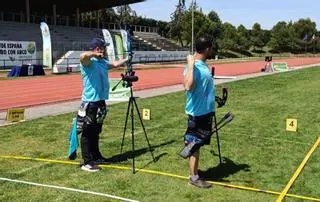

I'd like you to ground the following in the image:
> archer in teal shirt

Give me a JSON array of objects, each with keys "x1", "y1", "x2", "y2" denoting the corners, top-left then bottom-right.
[{"x1": 184, "y1": 59, "x2": 215, "y2": 116}]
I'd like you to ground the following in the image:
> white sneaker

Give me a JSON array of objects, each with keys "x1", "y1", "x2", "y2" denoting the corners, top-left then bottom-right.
[{"x1": 81, "y1": 164, "x2": 101, "y2": 172}]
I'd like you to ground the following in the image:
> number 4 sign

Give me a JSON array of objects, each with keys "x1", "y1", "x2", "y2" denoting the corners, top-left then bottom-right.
[{"x1": 286, "y1": 119, "x2": 298, "y2": 132}]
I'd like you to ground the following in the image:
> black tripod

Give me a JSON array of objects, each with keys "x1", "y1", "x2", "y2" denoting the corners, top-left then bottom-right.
[{"x1": 119, "y1": 80, "x2": 155, "y2": 173}]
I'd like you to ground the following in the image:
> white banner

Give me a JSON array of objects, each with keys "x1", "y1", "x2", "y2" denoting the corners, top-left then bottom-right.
[
  {"x1": 102, "y1": 29, "x2": 116, "y2": 62},
  {"x1": 40, "y1": 22, "x2": 52, "y2": 68},
  {"x1": 0, "y1": 40, "x2": 36, "y2": 67}
]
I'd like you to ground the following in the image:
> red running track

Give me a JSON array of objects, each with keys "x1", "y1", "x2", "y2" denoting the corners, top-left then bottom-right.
[{"x1": 0, "y1": 57, "x2": 319, "y2": 111}]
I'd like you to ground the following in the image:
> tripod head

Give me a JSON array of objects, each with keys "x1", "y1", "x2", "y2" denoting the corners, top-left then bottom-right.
[{"x1": 120, "y1": 71, "x2": 139, "y2": 88}]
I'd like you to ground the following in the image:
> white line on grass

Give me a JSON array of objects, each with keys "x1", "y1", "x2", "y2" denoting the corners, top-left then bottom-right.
[
  {"x1": 0, "y1": 177, "x2": 140, "y2": 202},
  {"x1": 14, "y1": 162, "x2": 51, "y2": 174}
]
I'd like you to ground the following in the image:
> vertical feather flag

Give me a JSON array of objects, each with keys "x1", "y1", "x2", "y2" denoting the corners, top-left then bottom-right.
[
  {"x1": 115, "y1": 34, "x2": 124, "y2": 60},
  {"x1": 40, "y1": 22, "x2": 52, "y2": 69},
  {"x1": 120, "y1": 29, "x2": 128, "y2": 54},
  {"x1": 68, "y1": 118, "x2": 78, "y2": 160},
  {"x1": 102, "y1": 29, "x2": 116, "y2": 62}
]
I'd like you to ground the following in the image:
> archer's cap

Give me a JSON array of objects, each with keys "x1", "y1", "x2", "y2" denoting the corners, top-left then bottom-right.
[{"x1": 89, "y1": 38, "x2": 109, "y2": 50}]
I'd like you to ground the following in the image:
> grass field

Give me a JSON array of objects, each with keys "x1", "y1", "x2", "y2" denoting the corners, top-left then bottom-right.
[{"x1": 0, "y1": 66, "x2": 319, "y2": 201}]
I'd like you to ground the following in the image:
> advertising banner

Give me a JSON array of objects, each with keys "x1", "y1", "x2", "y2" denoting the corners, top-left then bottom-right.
[
  {"x1": 0, "y1": 40, "x2": 36, "y2": 67},
  {"x1": 109, "y1": 78, "x2": 130, "y2": 101},
  {"x1": 272, "y1": 62, "x2": 288, "y2": 71}
]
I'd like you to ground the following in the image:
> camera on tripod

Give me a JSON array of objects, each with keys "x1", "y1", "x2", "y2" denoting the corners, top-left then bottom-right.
[{"x1": 121, "y1": 71, "x2": 139, "y2": 88}]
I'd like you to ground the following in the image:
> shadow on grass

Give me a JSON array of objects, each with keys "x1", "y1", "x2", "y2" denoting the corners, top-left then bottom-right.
[
  {"x1": 106, "y1": 140, "x2": 175, "y2": 164},
  {"x1": 199, "y1": 155, "x2": 250, "y2": 182}
]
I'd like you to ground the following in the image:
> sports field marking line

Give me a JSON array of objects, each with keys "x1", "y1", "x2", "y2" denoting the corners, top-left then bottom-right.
[
  {"x1": 0, "y1": 177, "x2": 140, "y2": 202},
  {"x1": 14, "y1": 162, "x2": 51, "y2": 175},
  {"x1": 276, "y1": 136, "x2": 320, "y2": 202},
  {"x1": 0, "y1": 155, "x2": 319, "y2": 201}
]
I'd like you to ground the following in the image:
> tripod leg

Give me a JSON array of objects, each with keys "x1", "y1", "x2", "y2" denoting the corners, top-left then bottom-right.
[
  {"x1": 120, "y1": 97, "x2": 132, "y2": 155},
  {"x1": 131, "y1": 97, "x2": 135, "y2": 174},
  {"x1": 213, "y1": 113, "x2": 222, "y2": 164},
  {"x1": 132, "y1": 98, "x2": 155, "y2": 161}
]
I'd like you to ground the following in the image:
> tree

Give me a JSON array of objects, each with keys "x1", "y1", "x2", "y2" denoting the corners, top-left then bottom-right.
[
  {"x1": 251, "y1": 23, "x2": 264, "y2": 50},
  {"x1": 169, "y1": 1, "x2": 187, "y2": 46},
  {"x1": 157, "y1": 21, "x2": 170, "y2": 38},
  {"x1": 207, "y1": 11, "x2": 221, "y2": 25},
  {"x1": 100, "y1": 8, "x2": 118, "y2": 23},
  {"x1": 268, "y1": 21, "x2": 292, "y2": 52},
  {"x1": 292, "y1": 18, "x2": 317, "y2": 41},
  {"x1": 292, "y1": 18, "x2": 317, "y2": 52},
  {"x1": 207, "y1": 10, "x2": 222, "y2": 39},
  {"x1": 218, "y1": 22, "x2": 238, "y2": 51},
  {"x1": 181, "y1": 11, "x2": 216, "y2": 45},
  {"x1": 237, "y1": 25, "x2": 251, "y2": 51},
  {"x1": 116, "y1": 5, "x2": 137, "y2": 25}
]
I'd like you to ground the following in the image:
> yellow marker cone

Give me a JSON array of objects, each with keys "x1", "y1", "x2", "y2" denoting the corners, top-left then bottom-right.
[
  {"x1": 286, "y1": 119, "x2": 297, "y2": 132},
  {"x1": 142, "y1": 109, "x2": 150, "y2": 120},
  {"x1": 6, "y1": 108, "x2": 25, "y2": 122}
]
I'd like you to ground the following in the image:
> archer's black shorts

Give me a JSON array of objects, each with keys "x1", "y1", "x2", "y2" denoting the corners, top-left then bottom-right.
[{"x1": 185, "y1": 112, "x2": 214, "y2": 145}]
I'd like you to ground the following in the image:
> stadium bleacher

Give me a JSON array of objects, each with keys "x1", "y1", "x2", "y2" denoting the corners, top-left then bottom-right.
[
  {"x1": 134, "y1": 32, "x2": 188, "y2": 51},
  {"x1": 0, "y1": 21, "x2": 162, "y2": 52},
  {"x1": 0, "y1": 20, "x2": 188, "y2": 52},
  {"x1": 0, "y1": 19, "x2": 188, "y2": 71}
]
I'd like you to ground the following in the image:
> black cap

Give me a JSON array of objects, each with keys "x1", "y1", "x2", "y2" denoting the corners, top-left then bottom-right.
[
  {"x1": 89, "y1": 38, "x2": 109, "y2": 50},
  {"x1": 195, "y1": 35, "x2": 213, "y2": 53}
]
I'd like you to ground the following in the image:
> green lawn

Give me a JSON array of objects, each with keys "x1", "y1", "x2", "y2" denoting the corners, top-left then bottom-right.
[{"x1": 0, "y1": 66, "x2": 319, "y2": 201}]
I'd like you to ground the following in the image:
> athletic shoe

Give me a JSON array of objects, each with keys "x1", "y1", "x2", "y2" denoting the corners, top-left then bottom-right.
[
  {"x1": 81, "y1": 164, "x2": 101, "y2": 172},
  {"x1": 189, "y1": 178, "x2": 212, "y2": 188},
  {"x1": 94, "y1": 157, "x2": 111, "y2": 165}
]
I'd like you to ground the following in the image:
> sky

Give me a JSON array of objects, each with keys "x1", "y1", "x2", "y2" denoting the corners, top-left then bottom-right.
[{"x1": 131, "y1": 0, "x2": 320, "y2": 30}]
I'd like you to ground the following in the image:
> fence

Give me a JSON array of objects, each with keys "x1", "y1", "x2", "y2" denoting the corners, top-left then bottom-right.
[
  {"x1": 54, "y1": 51, "x2": 189, "y2": 67},
  {"x1": 0, "y1": 51, "x2": 189, "y2": 70}
]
